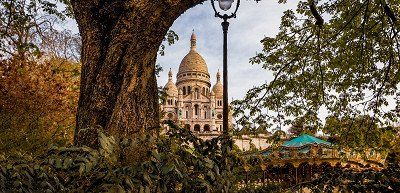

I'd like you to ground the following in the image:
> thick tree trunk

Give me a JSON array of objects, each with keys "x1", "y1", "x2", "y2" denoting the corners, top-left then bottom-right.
[{"x1": 71, "y1": 0, "x2": 205, "y2": 152}]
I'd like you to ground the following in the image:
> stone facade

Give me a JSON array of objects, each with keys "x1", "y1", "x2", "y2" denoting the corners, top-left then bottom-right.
[{"x1": 161, "y1": 32, "x2": 270, "y2": 151}]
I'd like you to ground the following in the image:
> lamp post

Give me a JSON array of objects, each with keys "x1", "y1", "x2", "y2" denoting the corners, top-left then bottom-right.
[{"x1": 211, "y1": 0, "x2": 240, "y2": 135}]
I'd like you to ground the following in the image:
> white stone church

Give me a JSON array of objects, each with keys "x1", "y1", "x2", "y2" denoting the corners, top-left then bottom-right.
[
  {"x1": 160, "y1": 32, "x2": 269, "y2": 150},
  {"x1": 161, "y1": 32, "x2": 229, "y2": 136}
]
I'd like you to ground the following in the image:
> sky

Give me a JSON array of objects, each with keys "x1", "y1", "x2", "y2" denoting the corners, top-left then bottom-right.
[
  {"x1": 62, "y1": 1, "x2": 332, "y2": 128},
  {"x1": 63, "y1": 1, "x2": 398, "y2": 128},
  {"x1": 156, "y1": 1, "x2": 298, "y2": 101},
  {"x1": 64, "y1": 1, "x2": 298, "y2": 101}
]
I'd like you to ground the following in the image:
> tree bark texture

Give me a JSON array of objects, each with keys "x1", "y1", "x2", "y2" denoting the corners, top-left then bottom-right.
[{"x1": 71, "y1": 0, "x2": 206, "y2": 149}]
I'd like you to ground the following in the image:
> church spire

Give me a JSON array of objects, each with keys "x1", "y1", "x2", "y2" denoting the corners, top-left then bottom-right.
[
  {"x1": 190, "y1": 30, "x2": 197, "y2": 51},
  {"x1": 168, "y1": 68, "x2": 173, "y2": 81},
  {"x1": 216, "y1": 69, "x2": 221, "y2": 82}
]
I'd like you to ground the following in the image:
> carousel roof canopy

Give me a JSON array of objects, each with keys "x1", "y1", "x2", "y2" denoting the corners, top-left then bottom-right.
[{"x1": 282, "y1": 134, "x2": 331, "y2": 148}]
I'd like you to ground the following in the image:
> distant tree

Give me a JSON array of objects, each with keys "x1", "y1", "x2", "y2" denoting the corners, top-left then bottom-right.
[
  {"x1": 0, "y1": 0, "x2": 80, "y2": 155},
  {"x1": 0, "y1": 0, "x2": 70, "y2": 60},
  {"x1": 324, "y1": 115, "x2": 398, "y2": 148},
  {"x1": 233, "y1": 0, "x2": 400, "y2": 150},
  {"x1": 266, "y1": 129, "x2": 287, "y2": 147},
  {"x1": 40, "y1": 29, "x2": 81, "y2": 62},
  {"x1": 287, "y1": 116, "x2": 319, "y2": 136},
  {"x1": 0, "y1": 57, "x2": 80, "y2": 155}
]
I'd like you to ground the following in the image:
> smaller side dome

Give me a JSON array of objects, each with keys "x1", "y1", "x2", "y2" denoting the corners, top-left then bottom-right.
[
  {"x1": 212, "y1": 70, "x2": 223, "y2": 97},
  {"x1": 164, "y1": 69, "x2": 178, "y2": 96}
]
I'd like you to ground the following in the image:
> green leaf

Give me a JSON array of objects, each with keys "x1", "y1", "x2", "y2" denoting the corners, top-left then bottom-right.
[{"x1": 161, "y1": 163, "x2": 174, "y2": 175}]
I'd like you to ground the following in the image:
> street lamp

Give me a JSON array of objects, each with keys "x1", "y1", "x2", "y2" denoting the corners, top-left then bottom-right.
[
  {"x1": 211, "y1": 0, "x2": 240, "y2": 135},
  {"x1": 218, "y1": 0, "x2": 234, "y2": 11}
]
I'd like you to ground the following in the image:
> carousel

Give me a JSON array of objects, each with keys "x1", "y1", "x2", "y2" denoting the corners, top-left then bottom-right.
[{"x1": 243, "y1": 134, "x2": 388, "y2": 185}]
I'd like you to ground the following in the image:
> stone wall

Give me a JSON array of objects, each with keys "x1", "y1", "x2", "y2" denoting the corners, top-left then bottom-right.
[
  {"x1": 196, "y1": 134, "x2": 271, "y2": 151},
  {"x1": 233, "y1": 135, "x2": 270, "y2": 151}
]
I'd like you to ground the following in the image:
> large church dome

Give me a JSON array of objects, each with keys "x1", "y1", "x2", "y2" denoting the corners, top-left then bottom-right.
[
  {"x1": 178, "y1": 50, "x2": 209, "y2": 75},
  {"x1": 176, "y1": 32, "x2": 210, "y2": 86}
]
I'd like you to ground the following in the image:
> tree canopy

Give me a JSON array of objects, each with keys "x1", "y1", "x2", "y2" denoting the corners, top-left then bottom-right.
[
  {"x1": 0, "y1": 0, "x2": 80, "y2": 155},
  {"x1": 1, "y1": 0, "x2": 400, "y2": 192},
  {"x1": 233, "y1": 0, "x2": 400, "y2": 148}
]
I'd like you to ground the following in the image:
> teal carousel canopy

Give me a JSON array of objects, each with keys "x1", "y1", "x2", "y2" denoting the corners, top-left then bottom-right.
[{"x1": 282, "y1": 134, "x2": 331, "y2": 148}]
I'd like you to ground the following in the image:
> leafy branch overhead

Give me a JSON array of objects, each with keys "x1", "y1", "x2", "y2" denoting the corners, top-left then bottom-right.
[
  {"x1": 0, "y1": 0, "x2": 74, "y2": 60},
  {"x1": 159, "y1": 30, "x2": 179, "y2": 56},
  {"x1": 233, "y1": 0, "x2": 400, "y2": 146}
]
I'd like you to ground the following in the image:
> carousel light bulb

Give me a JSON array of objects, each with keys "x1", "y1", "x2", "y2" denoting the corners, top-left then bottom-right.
[{"x1": 218, "y1": 0, "x2": 234, "y2": 11}]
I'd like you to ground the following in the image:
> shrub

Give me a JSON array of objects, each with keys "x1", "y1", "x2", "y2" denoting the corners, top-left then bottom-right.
[{"x1": 0, "y1": 121, "x2": 243, "y2": 192}]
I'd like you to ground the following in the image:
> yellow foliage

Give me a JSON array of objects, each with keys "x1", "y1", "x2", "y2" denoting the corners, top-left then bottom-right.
[{"x1": 0, "y1": 57, "x2": 80, "y2": 155}]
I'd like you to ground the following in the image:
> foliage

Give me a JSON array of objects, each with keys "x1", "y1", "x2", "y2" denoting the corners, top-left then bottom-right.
[
  {"x1": 233, "y1": 0, "x2": 400, "y2": 149},
  {"x1": 0, "y1": 57, "x2": 80, "y2": 155},
  {"x1": 1, "y1": 122, "x2": 399, "y2": 192},
  {"x1": 264, "y1": 130, "x2": 287, "y2": 148},
  {"x1": 236, "y1": 150, "x2": 400, "y2": 193},
  {"x1": 287, "y1": 117, "x2": 319, "y2": 136},
  {"x1": 238, "y1": 183, "x2": 290, "y2": 193},
  {"x1": 0, "y1": 122, "x2": 245, "y2": 192},
  {"x1": 158, "y1": 30, "x2": 180, "y2": 56},
  {"x1": 324, "y1": 115, "x2": 399, "y2": 148},
  {"x1": 0, "y1": 0, "x2": 71, "y2": 60},
  {"x1": 0, "y1": 0, "x2": 80, "y2": 155},
  {"x1": 295, "y1": 152, "x2": 400, "y2": 193},
  {"x1": 40, "y1": 29, "x2": 81, "y2": 62}
]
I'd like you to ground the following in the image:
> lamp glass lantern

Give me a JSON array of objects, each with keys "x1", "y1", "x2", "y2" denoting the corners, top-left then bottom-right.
[{"x1": 218, "y1": 0, "x2": 234, "y2": 11}]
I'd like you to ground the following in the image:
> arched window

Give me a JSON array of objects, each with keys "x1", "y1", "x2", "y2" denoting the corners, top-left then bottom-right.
[
  {"x1": 167, "y1": 113, "x2": 173, "y2": 120},
  {"x1": 202, "y1": 87, "x2": 205, "y2": 95},
  {"x1": 194, "y1": 124, "x2": 201, "y2": 132},
  {"x1": 188, "y1": 86, "x2": 191, "y2": 93},
  {"x1": 186, "y1": 111, "x2": 188, "y2": 118},
  {"x1": 194, "y1": 88, "x2": 199, "y2": 99},
  {"x1": 185, "y1": 124, "x2": 190, "y2": 130},
  {"x1": 204, "y1": 111, "x2": 207, "y2": 119},
  {"x1": 194, "y1": 104, "x2": 199, "y2": 115},
  {"x1": 183, "y1": 87, "x2": 186, "y2": 95},
  {"x1": 204, "y1": 124, "x2": 210, "y2": 132}
]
